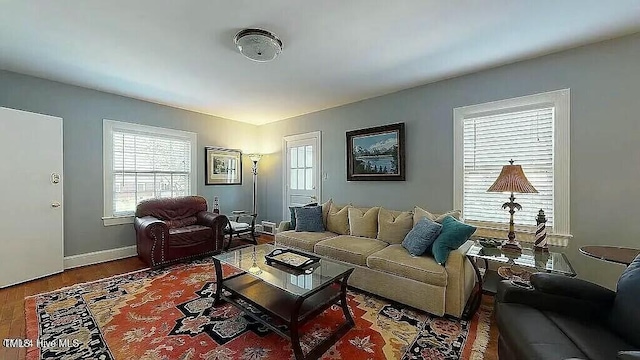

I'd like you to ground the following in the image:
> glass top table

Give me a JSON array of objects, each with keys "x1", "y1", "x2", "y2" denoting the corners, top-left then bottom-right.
[
  {"x1": 212, "y1": 244, "x2": 355, "y2": 360},
  {"x1": 213, "y1": 243, "x2": 354, "y2": 296},
  {"x1": 466, "y1": 242, "x2": 576, "y2": 276}
]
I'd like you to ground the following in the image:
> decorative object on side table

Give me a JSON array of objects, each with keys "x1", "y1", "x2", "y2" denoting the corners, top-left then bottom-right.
[
  {"x1": 487, "y1": 159, "x2": 538, "y2": 252},
  {"x1": 212, "y1": 196, "x2": 220, "y2": 214},
  {"x1": 205, "y1": 147, "x2": 242, "y2": 185},
  {"x1": 346, "y1": 122, "x2": 405, "y2": 181},
  {"x1": 535, "y1": 209, "x2": 549, "y2": 252}
]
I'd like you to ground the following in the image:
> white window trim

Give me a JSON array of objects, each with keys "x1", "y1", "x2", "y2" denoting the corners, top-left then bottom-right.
[
  {"x1": 453, "y1": 89, "x2": 570, "y2": 245},
  {"x1": 102, "y1": 119, "x2": 198, "y2": 226}
]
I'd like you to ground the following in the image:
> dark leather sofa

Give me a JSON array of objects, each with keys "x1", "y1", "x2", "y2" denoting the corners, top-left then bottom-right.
[
  {"x1": 134, "y1": 196, "x2": 227, "y2": 268},
  {"x1": 495, "y1": 254, "x2": 640, "y2": 360}
]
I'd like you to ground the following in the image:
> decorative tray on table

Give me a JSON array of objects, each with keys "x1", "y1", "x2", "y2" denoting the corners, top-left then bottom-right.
[{"x1": 265, "y1": 248, "x2": 321, "y2": 269}]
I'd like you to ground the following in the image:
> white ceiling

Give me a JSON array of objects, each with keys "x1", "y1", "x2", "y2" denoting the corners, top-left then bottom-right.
[{"x1": 1, "y1": 1, "x2": 640, "y2": 125}]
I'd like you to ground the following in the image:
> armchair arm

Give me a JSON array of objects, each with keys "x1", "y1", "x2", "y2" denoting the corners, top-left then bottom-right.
[
  {"x1": 497, "y1": 279, "x2": 611, "y2": 321},
  {"x1": 134, "y1": 216, "x2": 168, "y2": 236},
  {"x1": 618, "y1": 351, "x2": 640, "y2": 360},
  {"x1": 134, "y1": 216, "x2": 169, "y2": 268},
  {"x1": 278, "y1": 221, "x2": 292, "y2": 232},
  {"x1": 197, "y1": 212, "x2": 228, "y2": 251},
  {"x1": 530, "y1": 273, "x2": 616, "y2": 307}
]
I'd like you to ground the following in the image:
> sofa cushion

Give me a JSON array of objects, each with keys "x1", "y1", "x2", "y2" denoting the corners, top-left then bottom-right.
[
  {"x1": 367, "y1": 244, "x2": 447, "y2": 287},
  {"x1": 348, "y1": 207, "x2": 379, "y2": 238},
  {"x1": 295, "y1": 206, "x2": 325, "y2": 232},
  {"x1": 326, "y1": 203, "x2": 351, "y2": 235},
  {"x1": 168, "y1": 225, "x2": 211, "y2": 246},
  {"x1": 431, "y1": 216, "x2": 476, "y2": 265},
  {"x1": 402, "y1": 217, "x2": 442, "y2": 256},
  {"x1": 315, "y1": 235, "x2": 387, "y2": 266},
  {"x1": 275, "y1": 230, "x2": 338, "y2": 252},
  {"x1": 413, "y1": 206, "x2": 462, "y2": 226},
  {"x1": 495, "y1": 302, "x2": 587, "y2": 360},
  {"x1": 545, "y1": 311, "x2": 637, "y2": 360},
  {"x1": 377, "y1": 208, "x2": 413, "y2": 244}
]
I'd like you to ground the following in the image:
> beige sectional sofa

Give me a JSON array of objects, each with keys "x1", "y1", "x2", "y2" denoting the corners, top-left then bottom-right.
[{"x1": 276, "y1": 201, "x2": 476, "y2": 318}]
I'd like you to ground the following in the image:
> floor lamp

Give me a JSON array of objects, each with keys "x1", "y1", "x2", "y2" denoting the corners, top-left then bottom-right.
[{"x1": 247, "y1": 154, "x2": 262, "y2": 215}]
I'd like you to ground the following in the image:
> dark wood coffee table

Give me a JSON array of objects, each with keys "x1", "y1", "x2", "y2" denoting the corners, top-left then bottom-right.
[
  {"x1": 212, "y1": 244, "x2": 355, "y2": 360},
  {"x1": 579, "y1": 245, "x2": 640, "y2": 266}
]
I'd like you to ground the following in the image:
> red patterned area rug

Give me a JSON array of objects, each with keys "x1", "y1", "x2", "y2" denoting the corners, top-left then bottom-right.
[{"x1": 25, "y1": 259, "x2": 493, "y2": 360}]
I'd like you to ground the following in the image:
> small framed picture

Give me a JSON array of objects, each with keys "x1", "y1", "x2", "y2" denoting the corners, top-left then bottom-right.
[
  {"x1": 205, "y1": 147, "x2": 242, "y2": 185},
  {"x1": 346, "y1": 123, "x2": 406, "y2": 181}
]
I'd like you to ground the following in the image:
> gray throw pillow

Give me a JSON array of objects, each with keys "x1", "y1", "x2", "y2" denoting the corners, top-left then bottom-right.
[
  {"x1": 402, "y1": 217, "x2": 443, "y2": 256},
  {"x1": 289, "y1": 202, "x2": 318, "y2": 229},
  {"x1": 295, "y1": 206, "x2": 325, "y2": 232}
]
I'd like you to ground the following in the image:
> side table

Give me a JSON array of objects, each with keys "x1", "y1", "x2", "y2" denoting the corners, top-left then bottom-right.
[
  {"x1": 579, "y1": 245, "x2": 640, "y2": 266},
  {"x1": 462, "y1": 239, "x2": 576, "y2": 319}
]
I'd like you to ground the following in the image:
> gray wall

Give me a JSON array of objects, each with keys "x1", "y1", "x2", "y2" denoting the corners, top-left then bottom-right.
[
  {"x1": 258, "y1": 33, "x2": 640, "y2": 289},
  {"x1": 0, "y1": 71, "x2": 258, "y2": 256}
]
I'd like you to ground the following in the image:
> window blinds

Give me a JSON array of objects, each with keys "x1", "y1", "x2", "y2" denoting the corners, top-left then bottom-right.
[
  {"x1": 111, "y1": 131, "x2": 192, "y2": 215},
  {"x1": 463, "y1": 107, "x2": 554, "y2": 227}
]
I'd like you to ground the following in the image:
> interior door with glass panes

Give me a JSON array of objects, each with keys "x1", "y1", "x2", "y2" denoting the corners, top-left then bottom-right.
[{"x1": 283, "y1": 132, "x2": 321, "y2": 220}]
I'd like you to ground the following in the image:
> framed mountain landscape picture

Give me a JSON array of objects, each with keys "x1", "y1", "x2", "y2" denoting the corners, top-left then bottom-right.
[{"x1": 346, "y1": 122, "x2": 406, "y2": 181}]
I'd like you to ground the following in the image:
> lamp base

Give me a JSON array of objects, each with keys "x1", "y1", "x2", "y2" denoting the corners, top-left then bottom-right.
[
  {"x1": 534, "y1": 245, "x2": 549, "y2": 253},
  {"x1": 500, "y1": 240, "x2": 523, "y2": 253}
]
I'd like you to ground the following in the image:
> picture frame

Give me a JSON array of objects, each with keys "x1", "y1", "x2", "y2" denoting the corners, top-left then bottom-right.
[
  {"x1": 346, "y1": 123, "x2": 405, "y2": 181},
  {"x1": 205, "y1": 147, "x2": 242, "y2": 185}
]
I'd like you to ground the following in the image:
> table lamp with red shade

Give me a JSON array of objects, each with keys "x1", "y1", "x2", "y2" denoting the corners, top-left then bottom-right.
[{"x1": 487, "y1": 159, "x2": 538, "y2": 252}]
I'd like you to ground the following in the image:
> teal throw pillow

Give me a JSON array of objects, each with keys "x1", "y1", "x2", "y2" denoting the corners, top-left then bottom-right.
[
  {"x1": 431, "y1": 216, "x2": 476, "y2": 265},
  {"x1": 289, "y1": 202, "x2": 317, "y2": 229},
  {"x1": 402, "y1": 217, "x2": 442, "y2": 256},
  {"x1": 295, "y1": 206, "x2": 325, "y2": 232}
]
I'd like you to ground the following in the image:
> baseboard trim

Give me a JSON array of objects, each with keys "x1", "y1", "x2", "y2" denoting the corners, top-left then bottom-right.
[{"x1": 64, "y1": 245, "x2": 137, "y2": 269}]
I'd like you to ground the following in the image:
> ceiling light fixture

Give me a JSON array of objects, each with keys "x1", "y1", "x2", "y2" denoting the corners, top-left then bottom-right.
[{"x1": 234, "y1": 28, "x2": 283, "y2": 62}]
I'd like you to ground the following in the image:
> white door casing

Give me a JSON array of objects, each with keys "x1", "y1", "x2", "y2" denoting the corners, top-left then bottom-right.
[
  {"x1": 282, "y1": 131, "x2": 322, "y2": 220},
  {"x1": 0, "y1": 107, "x2": 64, "y2": 287}
]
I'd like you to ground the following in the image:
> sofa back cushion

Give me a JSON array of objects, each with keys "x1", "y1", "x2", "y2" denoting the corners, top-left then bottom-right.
[
  {"x1": 609, "y1": 254, "x2": 640, "y2": 348},
  {"x1": 326, "y1": 203, "x2": 351, "y2": 235},
  {"x1": 136, "y1": 196, "x2": 207, "y2": 221},
  {"x1": 377, "y1": 208, "x2": 413, "y2": 244},
  {"x1": 165, "y1": 216, "x2": 198, "y2": 229},
  {"x1": 348, "y1": 207, "x2": 380, "y2": 238},
  {"x1": 413, "y1": 206, "x2": 462, "y2": 226},
  {"x1": 321, "y1": 199, "x2": 332, "y2": 227},
  {"x1": 295, "y1": 206, "x2": 325, "y2": 232}
]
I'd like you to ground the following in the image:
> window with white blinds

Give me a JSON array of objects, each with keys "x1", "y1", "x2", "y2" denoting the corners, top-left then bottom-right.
[
  {"x1": 463, "y1": 107, "x2": 554, "y2": 227},
  {"x1": 103, "y1": 120, "x2": 197, "y2": 223},
  {"x1": 453, "y1": 89, "x2": 571, "y2": 241}
]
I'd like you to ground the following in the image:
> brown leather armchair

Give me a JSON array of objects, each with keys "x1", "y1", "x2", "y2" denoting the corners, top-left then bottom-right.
[{"x1": 134, "y1": 196, "x2": 227, "y2": 268}]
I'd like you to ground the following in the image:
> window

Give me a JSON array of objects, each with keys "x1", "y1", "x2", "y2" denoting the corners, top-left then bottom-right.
[
  {"x1": 289, "y1": 145, "x2": 314, "y2": 190},
  {"x1": 103, "y1": 120, "x2": 197, "y2": 225},
  {"x1": 453, "y1": 89, "x2": 570, "y2": 244}
]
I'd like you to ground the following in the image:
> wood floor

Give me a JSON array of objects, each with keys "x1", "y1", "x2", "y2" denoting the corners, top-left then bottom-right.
[{"x1": 0, "y1": 234, "x2": 498, "y2": 360}]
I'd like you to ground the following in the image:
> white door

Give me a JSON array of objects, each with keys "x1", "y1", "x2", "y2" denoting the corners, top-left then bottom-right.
[
  {"x1": 0, "y1": 107, "x2": 63, "y2": 288},
  {"x1": 283, "y1": 131, "x2": 322, "y2": 219}
]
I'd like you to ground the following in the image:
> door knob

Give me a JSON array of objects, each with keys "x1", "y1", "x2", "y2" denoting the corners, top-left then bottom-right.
[
  {"x1": 51, "y1": 202, "x2": 61, "y2": 208},
  {"x1": 310, "y1": 196, "x2": 317, "y2": 200}
]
